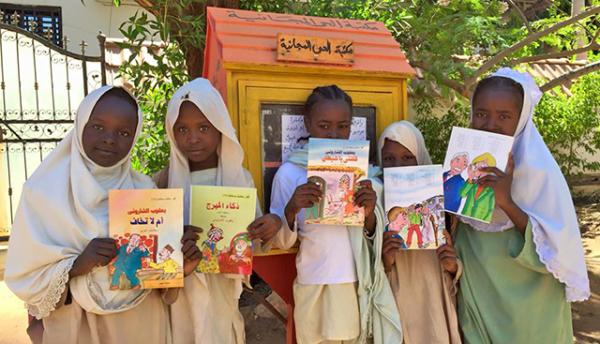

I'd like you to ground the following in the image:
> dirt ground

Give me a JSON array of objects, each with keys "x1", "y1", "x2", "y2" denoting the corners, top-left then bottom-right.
[
  {"x1": 571, "y1": 201, "x2": 600, "y2": 344},
  {"x1": 0, "y1": 202, "x2": 599, "y2": 344}
]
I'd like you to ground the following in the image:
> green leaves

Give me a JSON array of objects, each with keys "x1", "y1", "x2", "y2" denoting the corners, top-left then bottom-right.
[
  {"x1": 118, "y1": 10, "x2": 190, "y2": 175},
  {"x1": 534, "y1": 72, "x2": 600, "y2": 180}
]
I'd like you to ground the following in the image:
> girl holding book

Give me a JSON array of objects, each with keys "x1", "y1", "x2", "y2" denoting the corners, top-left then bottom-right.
[
  {"x1": 454, "y1": 68, "x2": 590, "y2": 343},
  {"x1": 155, "y1": 78, "x2": 292, "y2": 344},
  {"x1": 5, "y1": 86, "x2": 197, "y2": 343},
  {"x1": 270, "y1": 85, "x2": 402, "y2": 344},
  {"x1": 378, "y1": 120, "x2": 462, "y2": 344}
]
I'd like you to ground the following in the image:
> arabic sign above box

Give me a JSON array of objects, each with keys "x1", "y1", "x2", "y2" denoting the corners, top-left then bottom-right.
[{"x1": 276, "y1": 33, "x2": 354, "y2": 66}]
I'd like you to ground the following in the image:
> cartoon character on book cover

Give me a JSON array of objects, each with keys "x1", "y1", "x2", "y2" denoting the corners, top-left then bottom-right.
[
  {"x1": 442, "y1": 127, "x2": 514, "y2": 223},
  {"x1": 384, "y1": 165, "x2": 446, "y2": 249},
  {"x1": 191, "y1": 185, "x2": 257, "y2": 275},
  {"x1": 110, "y1": 233, "x2": 149, "y2": 290},
  {"x1": 108, "y1": 189, "x2": 184, "y2": 290},
  {"x1": 306, "y1": 138, "x2": 370, "y2": 226},
  {"x1": 218, "y1": 233, "x2": 253, "y2": 275}
]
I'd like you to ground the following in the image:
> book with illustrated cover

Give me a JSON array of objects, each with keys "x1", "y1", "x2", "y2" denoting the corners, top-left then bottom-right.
[
  {"x1": 108, "y1": 188, "x2": 184, "y2": 290},
  {"x1": 442, "y1": 127, "x2": 514, "y2": 223},
  {"x1": 384, "y1": 165, "x2": 446, "y2": 249},
  {"x1": 190, "y1": 185, "x2": 256, "y2": 275},
  {"x1": 305, "y1": 138, "x2": 370, "y2": 226}
]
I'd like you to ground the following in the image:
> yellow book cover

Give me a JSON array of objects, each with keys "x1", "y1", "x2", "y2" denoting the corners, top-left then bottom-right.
[
  {"x1": 190, "y1": 185, "x2": 256, "y2": 275},
  {"x1": 108, "y1": 189, "x2": 184, "y2": 290}
]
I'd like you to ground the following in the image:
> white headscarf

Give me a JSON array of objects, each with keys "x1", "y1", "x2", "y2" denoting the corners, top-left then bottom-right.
[
  {"x1": 377, "y1": 120, "x2": 432, "y2": 166},
  {"x1": 461, "y1": 68, "x2": 590, "y2": 302},
  {"x1": 5, "y1": 86, "x2": 155, "y2": 319},
  {"x1": 165, "y1": 78, "x2": 252, "y2": 224}
]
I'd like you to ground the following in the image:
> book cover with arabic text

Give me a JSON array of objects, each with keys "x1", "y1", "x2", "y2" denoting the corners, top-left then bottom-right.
[
  {"x1": 190, "y1": 185, "x2": 256, "y2": 275},
  {"x1": 306, "y1": 138, "x2": 370, "y2": 226},
  {"x1": 108, "y1": 189, "x2": 184, "y2": 290}
]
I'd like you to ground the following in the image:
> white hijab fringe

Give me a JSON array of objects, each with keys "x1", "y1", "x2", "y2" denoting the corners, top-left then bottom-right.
[{"x1": 461, "y1": 68, "x2": 590, "y2": 302}]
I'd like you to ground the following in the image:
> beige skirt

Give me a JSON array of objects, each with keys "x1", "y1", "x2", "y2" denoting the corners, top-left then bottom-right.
[
  {"x1": 42, "y1": 290, "x2": 169, "y2": 344},
  {"x1": 293, "y1": 281, "x2": 360, "y2": 344}
]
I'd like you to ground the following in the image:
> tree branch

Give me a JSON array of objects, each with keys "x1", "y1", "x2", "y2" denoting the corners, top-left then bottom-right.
[
  {"x1": 540, "y1": 60, "x2": 600, "y2": 92},
  {"x1": 509, "y1": 44, "x2": 599, "y2": 65},
  {"x1": 467, "y1": 6, "x2": 600, "y2": 86},
  {"x1": 505, "y1": 0, "x2": 532, "y2": 33},
  {"x1": 411, "y1": 60, "x2": 468, "y2": 97}
]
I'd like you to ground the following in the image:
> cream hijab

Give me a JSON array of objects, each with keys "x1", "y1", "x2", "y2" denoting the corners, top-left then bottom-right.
[
  {"x1": 377, "y1": 120, "x2": 432, "y2": 166},
  {"x1": 165, "y1": 78, "x2": 252, "y2": 224},
  {"x1": 461, "y1": 68, "x2": 590, "y2": 302},
  {"x1": 5, "y1": 86, "x2": 155, "y2": 319}
]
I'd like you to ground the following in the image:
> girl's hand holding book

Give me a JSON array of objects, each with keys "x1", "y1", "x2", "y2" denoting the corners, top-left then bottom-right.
[
  {"x1": 248, "y1": 214, "x2": 282, "y2": 244},
  {"x1": 354, "y1": 180, "x2": 376, "y2": 217},
  {"x1": 70, "y1": 238, "x2": 117, "y2": 278},
  {"x1": 436, "y1": 231, "x2": 458, "y2": 276},
  {"x1": 382, "y1": 231, "x2": 404, "y2": 273},
  {"x1": 284, "y1": 182, "x2": 322, "y2": 226},
  {"x1": 182, "y1": 225, "x2": 203, "y2": 277},
  {"x1": 477, "y1": 154, "x2": 515, "y2": 209}
]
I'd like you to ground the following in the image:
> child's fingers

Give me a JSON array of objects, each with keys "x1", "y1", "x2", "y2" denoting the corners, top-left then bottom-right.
[
  {"x1": 94, "y1": 239, "x2": 118, "y2": 249},
  {"x1": 301, "y1": 183, "x2": 322, "y2": 194},
  {"x1": 479, "y1": 166, "x2": 505, "y2": 176},
  {"x1": 184, "y1": 225, "x2": 203, "y2": 234},
  {"x1": 383, "y1": 238, "x2": 404, "y2": 249},
  {"x1": 182, "y1": 229, "x2": 200, "y2": 240},
  {"x1": 443, "y1": 229, "x2": 453, "y2": 246},
  {"x1": 358, "y1": 180, "x2": 372, "y2": 189},
  {"x1": 354, "y1": 188, "x2": 374, "y2": 201},
  {"x1": 299, "y1": 194, "x2": 320, "y2": 205},
  {"x1": 94, "y1": 247, "x2": 117, "y2": 259},
  {"x1": 438, "y1": 252, "x2": 457, "y2": 261},
  {"x1": 383, "y1": 231, "x2": 397, "y2": 239},
  {"x1": 383, "y1": 241, "x2": 403, "y2": 254},
  {"x1": 248, "y1": 225, "x2": 269, "y2": 240},
  {"x1": 187, "y1": 250, "x2": 202, "y2": 261},
  {"x1": 297, "y1": 188, "x2": 322, "y2": 198},
  {"x1": 185, "y1": 247, "x2": 200, "y2": 260},
  {"x1": 507, "y1": 153, "x2": 515, "y2": 176},
  {"x1": 96, "y1": 254, "x2": 113, "y2": 266},
  {"x1": 182, "y1": 241, "x2": 197, "y2": 256},
  {"x1": 436, "y1": 245, "x2": 454, "y2": 257},
  {"x1": 247, "y1": 218, "x2": 265, "y2": 231},
  {"x1": 353, "y1": 193, "x2": 368, "y2": 206}
]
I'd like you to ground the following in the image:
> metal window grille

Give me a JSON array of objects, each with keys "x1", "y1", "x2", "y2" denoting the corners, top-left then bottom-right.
[{"x1": 0, "y1": 3, "x2": 62, "y2": 46}]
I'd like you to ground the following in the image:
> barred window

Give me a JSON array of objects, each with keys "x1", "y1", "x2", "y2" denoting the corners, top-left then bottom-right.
[{"x1": 0, "y1": 3, "x2": 62, "y2": 46}]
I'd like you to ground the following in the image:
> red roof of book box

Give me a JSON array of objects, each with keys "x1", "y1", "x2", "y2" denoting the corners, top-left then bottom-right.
[{"x1": 203, "y1": 7, "x2": 416, "y2": 77}]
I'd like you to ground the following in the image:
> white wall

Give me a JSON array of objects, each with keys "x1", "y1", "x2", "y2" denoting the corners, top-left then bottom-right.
[{"x1": 8, "y1": 0, "x2": 150, "y2": 55}]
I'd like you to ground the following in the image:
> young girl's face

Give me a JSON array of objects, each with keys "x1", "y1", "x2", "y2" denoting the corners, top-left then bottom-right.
[
  {"x1": 381, "y1": 139, "x2": 418, "y2": 168},
  {"x1": 82, "y1": 94, "x2": 138, "y2": 167},
  {"x1": 471, "y1": 89, "x2": 522, "y2": 136},
  {"x1": 173, "y1": 101, "x2": 221, "y2": 167},
  {"x1": 304, "y1": 99, "x2": 352, "y2": 139}
]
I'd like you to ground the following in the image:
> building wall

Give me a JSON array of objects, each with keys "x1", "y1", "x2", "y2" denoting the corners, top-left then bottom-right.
[{"x1": 8, "y1": 0, "x2": 150, "y2": 55}]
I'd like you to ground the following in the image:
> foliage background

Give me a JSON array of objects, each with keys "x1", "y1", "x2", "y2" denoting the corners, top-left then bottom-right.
[{"x1": 115, "y1": 0, "x2": 600, "y2": 181}]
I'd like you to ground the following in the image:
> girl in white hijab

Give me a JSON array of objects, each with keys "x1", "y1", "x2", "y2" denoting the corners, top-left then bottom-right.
[
  {"x1": 454, "y1": 68, "x2": 590, "y2": 343},
  {"x1": 5, "y1": 86, "x2": 177, "y2": 344},
  {"x1": 155, "y1": 78, "x2": 292, "y2": 344},
  {"x1": 377, "y1": 120, "x2": 462, "y2": 344}
]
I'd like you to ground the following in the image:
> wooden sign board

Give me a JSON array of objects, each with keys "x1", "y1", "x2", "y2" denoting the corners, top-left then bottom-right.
[{"x1": 277, "y1": 33, "x2": 354, "y2": 66}]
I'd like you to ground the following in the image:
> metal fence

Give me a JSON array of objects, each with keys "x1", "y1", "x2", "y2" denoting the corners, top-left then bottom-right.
[{"x1": 0, "y1": 15, "x2": 107, "y2": 238}]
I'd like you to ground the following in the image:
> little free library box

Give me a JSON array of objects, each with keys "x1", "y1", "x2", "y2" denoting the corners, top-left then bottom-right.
[{"x1": 203, "y1": 7, "x2": 415, "y2": 343}]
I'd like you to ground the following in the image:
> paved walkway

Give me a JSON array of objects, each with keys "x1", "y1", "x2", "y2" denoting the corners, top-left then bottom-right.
[{"x1": 0, "y1": 244, "x2": 29, "y2": 344}]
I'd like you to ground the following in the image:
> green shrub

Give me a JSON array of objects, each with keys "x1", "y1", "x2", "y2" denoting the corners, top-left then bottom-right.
[{"x1": 118, "y1": 11, "x2": 189, "y2": 175}]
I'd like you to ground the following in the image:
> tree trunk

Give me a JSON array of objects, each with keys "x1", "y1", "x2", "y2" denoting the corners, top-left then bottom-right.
[
  {"x1": 183, "y1": 0, "x2": 240, "y2": 78},
  {"x1": 135, "y1": 0, "x2": 240, "y2": 78},
  {"x1": 572, "y1": 0, "x2": 587, "y2": 61}
]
